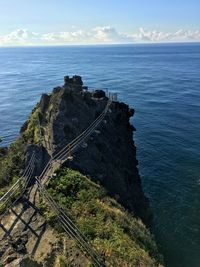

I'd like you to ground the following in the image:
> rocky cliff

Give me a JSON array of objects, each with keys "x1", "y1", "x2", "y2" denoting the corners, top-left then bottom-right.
[
  {"x1": 23, "y1": 75, "x2": 151, "y2": 223},
  {"x1": 0, "y1": 76, "x2": 163, "y2": 266}
]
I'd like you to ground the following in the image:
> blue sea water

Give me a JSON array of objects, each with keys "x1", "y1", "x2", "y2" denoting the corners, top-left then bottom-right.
[{"x1": 0, "y1": 43, "x2": 200, "y2": 267}]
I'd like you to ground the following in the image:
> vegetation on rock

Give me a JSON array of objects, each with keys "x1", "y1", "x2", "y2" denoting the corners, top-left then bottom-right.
[
  {"x1": 0, "y1": 137, "x2": 25, "y2": 189},
  {"x1": 0, "y1": 80, "x2": 164, "y2": 266},
  {"x1": 0, "y1": 106, "x2": 40, "y2": 195},
  {"x1": 41, "y1": 168, "x2": 163, "y2": 267}
]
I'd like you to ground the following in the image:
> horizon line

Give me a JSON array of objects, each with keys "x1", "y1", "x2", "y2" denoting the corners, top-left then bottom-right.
[{"x1": 0, "y1": 41, "x2": 200, "y2": 48}]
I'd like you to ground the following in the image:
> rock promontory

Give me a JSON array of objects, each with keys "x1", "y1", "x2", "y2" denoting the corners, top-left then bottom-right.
[
  {"x1": 0, "y1": 75, "x2": 163, "y2": 267},
  {"x1": 24, "y1": 75, "x2": 150, "y2": 223}
]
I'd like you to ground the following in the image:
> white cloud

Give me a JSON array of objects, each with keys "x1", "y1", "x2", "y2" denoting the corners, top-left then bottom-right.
[
  {"x1": 0, "y1": 29, "x2": 40, "y2": 45},
  {"x1": 93, "y1": 26, "x2": 132, "y2": 43},
  {"x1": 41, "y1": 30, "x2": 89, "y2": 43},
  {"x1": 131, "y1": 28, "x2": 200, "y2": 43},
  {"x1": 0, "y1": 27, "x2": 199, "y2": 46}
]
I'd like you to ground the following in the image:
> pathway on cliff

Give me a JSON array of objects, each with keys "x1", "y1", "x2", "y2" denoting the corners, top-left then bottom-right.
[
  {"x1": 39, "y1": 98, "x2": 112, "y2": 185},
  {"x1": 0, "y1": 93, "x2": 115, "y2": 266}
]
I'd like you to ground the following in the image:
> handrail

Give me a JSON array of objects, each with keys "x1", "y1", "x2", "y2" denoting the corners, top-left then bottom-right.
[
  {"x1": 36, "y1": 178, "x2": 105, "y2": 267},
  {"x1": 1, "y1": 93, "x2": 114, "y2": 265},
  {"x1": 0, "y1": 94, "x2": 112, "y2": 210},
  {"x1": 35, "y1": 96, "x2": 113, "y2": 265},
  {"x1": 39, "y1": 99, "x2": 112, "y2": 183},
  {"x1": 53, "y1": 100, "x2": 110, "y2": 159},
  {"x1": 39, "y1": 105, "x2": 106, "y2": 178},
  {"x1": 0, "y1": 152, "x2": 36, "y2": 208}
]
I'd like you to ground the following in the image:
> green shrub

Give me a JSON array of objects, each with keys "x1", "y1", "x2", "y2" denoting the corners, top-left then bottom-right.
[
  {"x1": 0, "y1": 106, "x2": 41, "y2": 191},
  {"x1": 22, "y1": 107, "x2": 41, "y2": 144},
  {"x1": 45, "y1": 168, "x2": 163, "y2": 267},
  {"x1": 0, "y1": 137, "x2": 26, "y2": 188}
]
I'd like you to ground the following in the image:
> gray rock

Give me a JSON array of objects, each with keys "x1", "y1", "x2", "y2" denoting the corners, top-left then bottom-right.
[
  {"x1": 19, "y1": 75, "x2": 152, "y2": 224},
  {"x1": 92, "y1": 90, "x2": 106, "y2": 99},
  {"x1": 34, "y1": 76, "x2": 151, "y2": 224},
  {"x1": 63, "y1": 75, "x2": 83, "y2": 92},
  {"x1": 39, "y1": 94, "x2": 50, "y2": 113}
]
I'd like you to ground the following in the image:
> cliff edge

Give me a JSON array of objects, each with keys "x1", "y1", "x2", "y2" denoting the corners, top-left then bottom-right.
[
  {"x1": 0, "y1": 76, "x2": 163, "y2": 267},
  {"x1": 22, "y1": 75, "x2": 151, "y2": 223}
]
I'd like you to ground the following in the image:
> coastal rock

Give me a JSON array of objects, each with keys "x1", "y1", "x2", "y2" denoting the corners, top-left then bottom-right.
[
  {"x1": 20, "y1": 120, "x2": 29, "y2": 134},
  {"x1": 63, "y1": 75, "x2": 83, "y2": 92},
  {"x1": 0, "y1": 75, "x2": 163, "y2": 266},
  {"x1": 31, "y1": 75, "x2": 152, "y2": 223},
  {"x1": 128, "y1": 108, "x2": 135, "y2": 117},
  {"x1": 92, "y1": 89, "x2": 106, "y2": 99},
  {"x1": 39, "y1": 94, "x2": 50, "y2": 114}
]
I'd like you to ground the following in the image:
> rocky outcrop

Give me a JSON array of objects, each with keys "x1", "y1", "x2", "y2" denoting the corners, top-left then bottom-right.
[
  {"x1": 0, "y1": 75, "x2": 161, "y2": 266},
  {"x1": 63, "y1": 75, "x2": 83, "y2": 92},
  {"x1": 92, "y1": 89, "x2": 106, "y2": 98},
  {"x1": 21, "y1": 75, "x2": 151, "y2": 224}
]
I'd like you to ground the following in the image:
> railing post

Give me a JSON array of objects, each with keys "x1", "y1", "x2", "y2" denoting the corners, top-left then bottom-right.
[
  {"x1": 19, "y1": 178, "x2": 23, "y2": 195},
  {"x1": 106, "y1": 88, "x2": 108, "y2": 97}
]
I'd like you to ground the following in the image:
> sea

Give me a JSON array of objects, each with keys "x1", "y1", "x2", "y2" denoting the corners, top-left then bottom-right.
[{"x1": 0, "y1": 43, "x2": 199, "y2": 267}]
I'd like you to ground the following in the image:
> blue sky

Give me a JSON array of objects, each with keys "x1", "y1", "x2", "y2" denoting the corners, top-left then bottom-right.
[{"x1": 0, "y1": 0, "x2": 199, "y2": 45}]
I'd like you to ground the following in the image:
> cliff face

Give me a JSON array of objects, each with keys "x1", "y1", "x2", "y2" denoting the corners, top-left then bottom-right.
[
  {"x1": 26, "y1": 75, "x2": 151, "y2": 224},
  {"x1": 0, "y1": 76, "x2": 163, "y2": 266}
]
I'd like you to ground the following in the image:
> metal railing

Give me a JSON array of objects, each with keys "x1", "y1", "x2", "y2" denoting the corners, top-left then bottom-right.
[
  {"x1": 0, "y1": 152, "x2": 36, "y2": 211},
  {"x1": 38, "y1": 97, "x2": 112, "y2": 185},
  {"x1": 36, "y1": 178, "x2": 106, "y2": 267},
  {"x1": 35, "y1": 95, "x2": 114, "y2": 266},
  {"x1": 1, "y1": 93, "x2": 115, "y2": 266}
]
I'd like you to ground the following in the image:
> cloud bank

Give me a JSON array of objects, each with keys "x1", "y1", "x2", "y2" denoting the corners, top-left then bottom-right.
[{"x1": 0, "y1": 27, "x2": 200, "y2": 46}]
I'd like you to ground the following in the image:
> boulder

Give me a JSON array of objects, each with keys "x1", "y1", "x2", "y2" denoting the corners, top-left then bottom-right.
[
  {"x1": 39, "y1": 94, "x2": 50, "y2": 113},
  {"x1": 92, "y1": 90, "x2": 106, "y2": 99},
  {"x1": 64, "y1": 75, "x2": 83, "y2": 92},
  {"x1": 64, "y1": 75, "x2": 83, "y2": 86},
  {"x1": 128, "y1": 108, "x2": 135, "y2": 117}
]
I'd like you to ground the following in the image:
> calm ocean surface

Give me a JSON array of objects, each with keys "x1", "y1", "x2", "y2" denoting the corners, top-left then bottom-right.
[{"x1": 0, "y1": 43, "x2": 199, "y2": 267}]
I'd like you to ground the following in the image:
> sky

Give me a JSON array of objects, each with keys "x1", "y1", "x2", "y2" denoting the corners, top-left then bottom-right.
[{"x1": 0, "y1": 0, "x2": 199, "y2": 45}]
